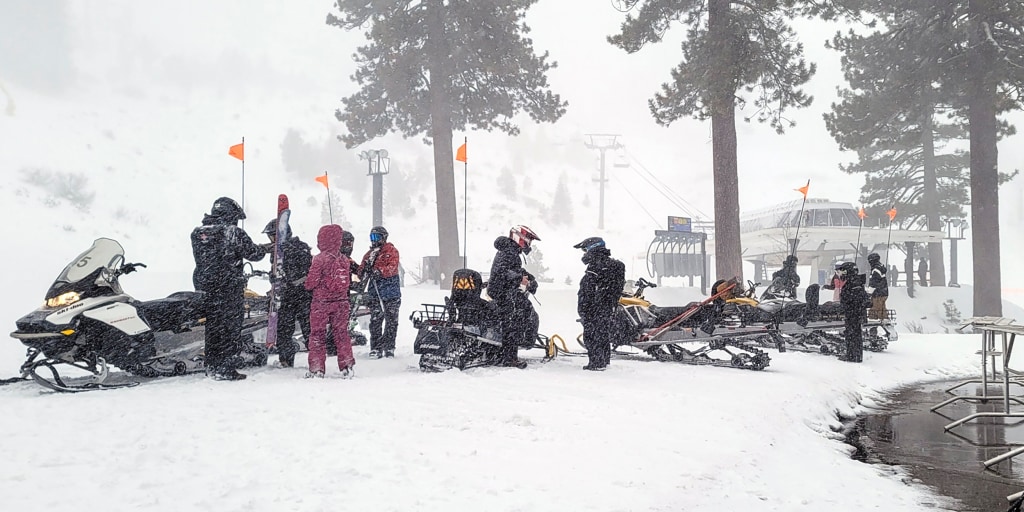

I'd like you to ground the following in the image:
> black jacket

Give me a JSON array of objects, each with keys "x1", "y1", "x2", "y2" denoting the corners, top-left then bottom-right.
[
  {"x1": 840, "y1": 273, "x2": 870, "y2": 318},
  {"x1": 868, "y1": 262, "x2": 889, "y2": 298},
  {"x1": 488, "y1": 236, "x2": 535, "y2": 303},
  {"x1": 577, "y1": 247, "x2": 626, "y2": 321},
  {"x1": 191, "y1": 213, "x2": 266, "y2": 293},
  {"x1": 770, "y1": 264, "x2": 800, "y2": 298},
  {"x1": 273, "y1": 236, "x2": 312, "y2": 290}
]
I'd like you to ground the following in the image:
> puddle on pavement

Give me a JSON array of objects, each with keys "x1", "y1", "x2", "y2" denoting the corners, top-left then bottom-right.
[{"x1": 849, "y1": 380, "x2": 1024, "y2": 512}]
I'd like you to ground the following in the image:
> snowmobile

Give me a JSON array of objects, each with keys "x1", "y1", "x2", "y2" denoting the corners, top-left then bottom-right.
[
  {"x1": 7, "y1": 238, "x2": 268, "y2": 393},
  {"x1": 410, "y1": 268, "x2": 551, "y2": 372},
  {"x1": 598, "y1": 277, "x2": 772, "y2": 370},
  {"x1": 721, "y1": 277, "x2": 898, "y2": 355}
]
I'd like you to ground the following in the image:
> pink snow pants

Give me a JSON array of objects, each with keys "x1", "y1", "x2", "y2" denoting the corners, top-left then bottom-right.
[{"x1": 308, "y1": 299, "x2": 354, "y2": 373}]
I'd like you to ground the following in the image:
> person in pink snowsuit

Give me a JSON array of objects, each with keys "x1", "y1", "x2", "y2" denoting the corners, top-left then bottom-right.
[{"x1": 304, "y1": 224, "x2": 355, "y2": 378}]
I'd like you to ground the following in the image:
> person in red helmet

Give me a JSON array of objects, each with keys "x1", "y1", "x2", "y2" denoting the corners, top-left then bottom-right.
[{"x1": 487, "y1": 225, "x2": 541, "y2": 369}]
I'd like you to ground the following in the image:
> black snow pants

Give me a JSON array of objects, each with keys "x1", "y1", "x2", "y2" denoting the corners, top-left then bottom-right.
[
  {"x1": 369, "y1": 297, "x2": 401, "y2": 353},
  {"x1": 583, "y1": 315, "x2": 613, "y2": 368},
  {"x1": 204, "y1": 283, "x2": 245, "y2": 371},
  {"x1": 843, "y1": 315, "x2": 864, "y2": 363},
  {"x1": 495, "y1": 296, "x2": 534, "y2": 365},
  {"x1": 276, "y1": 286, "x2": 312, "y2": 366}
]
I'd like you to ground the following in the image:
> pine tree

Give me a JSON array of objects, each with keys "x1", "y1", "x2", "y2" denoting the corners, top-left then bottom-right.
[
  {"x1": 549, "y1": 172, "x2": 574, "y2": 226},
  {"x1": 327, "y1": 0, "x2": 566, "y2": 288},
  {"x1": 609, "y1": 0, "x2": 835, "y2": 281}
]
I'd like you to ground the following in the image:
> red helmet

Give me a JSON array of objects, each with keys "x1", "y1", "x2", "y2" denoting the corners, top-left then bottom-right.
[{"x1": 509, "y1": 225, "x2": 541, "y2": 250}]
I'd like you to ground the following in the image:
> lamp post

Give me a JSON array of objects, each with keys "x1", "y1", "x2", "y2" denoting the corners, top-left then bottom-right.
[
  {"x1": 359, "y1": 149, "x2": 390, "y2": 227},
  {"x1": 945, "y1": 218, "x2": 967, "y2": 288}
]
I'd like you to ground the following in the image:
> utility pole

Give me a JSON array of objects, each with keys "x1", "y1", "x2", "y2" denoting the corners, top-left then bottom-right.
[
  {"x1": 359, "y1": 149, "x2": 390, "y2": 227},
  {"x1": 584, "y1": 134, "x2": 622, "y2": 230}
]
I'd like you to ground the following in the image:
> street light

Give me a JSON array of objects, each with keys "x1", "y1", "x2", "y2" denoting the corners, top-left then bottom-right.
[
  {"x1": 359, "y1": 149, "x2": 390, "y2": 227},
  {"x1": 944, "y1": 218, "x2": 967, "y2": 287}
]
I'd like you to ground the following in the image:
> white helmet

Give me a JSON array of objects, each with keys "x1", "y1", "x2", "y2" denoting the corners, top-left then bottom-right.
[{"x1": 509, "y1": 225, "x2": 541, "y2": 251}]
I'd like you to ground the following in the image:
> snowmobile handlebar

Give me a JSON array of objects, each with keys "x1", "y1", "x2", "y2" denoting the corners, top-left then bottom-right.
[
  {"x1": 633, "y1": 278, "x2": 657, "y2": 297},
  {"x1": 118, "y1": 262, "x2": 147, "y2": 275}
]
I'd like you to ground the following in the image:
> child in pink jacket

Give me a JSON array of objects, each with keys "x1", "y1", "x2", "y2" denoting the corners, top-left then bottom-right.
[{"x1": 304, "y1": 224, "x2": 355, "y2": 378}]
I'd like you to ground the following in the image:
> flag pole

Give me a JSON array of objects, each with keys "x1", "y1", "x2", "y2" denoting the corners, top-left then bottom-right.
[
  {"x1": 462, "y1": 136, "x2": 468, "y2": 270},
  {"x1": 855, "y1": 206, "x2": 865, "y2": 266},
  {"x1": 240, "y1": 136, "x2": 245, "y2": 229},
  {"x1": 325, "y1": 171, "x2": 333, "y2": 224},
  {"x1": 884, "y1": 207, "x2": 897, "y2": 266},
  {"x1": 791, "y1": 179, "x2": 810, "y2": 257}
]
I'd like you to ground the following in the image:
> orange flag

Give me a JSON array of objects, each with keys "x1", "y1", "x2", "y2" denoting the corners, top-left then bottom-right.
[
  {"x1": 228, "y1": 143, "x2": 244, "y2": 161},
  {"x1": 887, "y1": 208, "x2": 897, "y2": 221},
  {"x1": 315, "y1": 174, "x2": 329, "y2": 189},
  {"x1": 455, "y1": 142, "x2": 467, "y2": 163},
  {"x1": 857, "y1": 207, "x2": 866, "y2": 220},
  {"x1": 795, "y1": 182, "x2": 809, "y2": 198}
]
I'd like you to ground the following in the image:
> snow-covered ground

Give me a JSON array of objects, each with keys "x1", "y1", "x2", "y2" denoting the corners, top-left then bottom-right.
[{"x1": 1, "y1": 283, "x2": 1020, "y2": 512}]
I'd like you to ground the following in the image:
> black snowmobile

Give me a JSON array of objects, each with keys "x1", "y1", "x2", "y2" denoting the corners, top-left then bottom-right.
[
  {"x1": 410, "y1": 268, "x2": 550, "y2": 372},
  {"x1": 600, "y1": 277, "x2": 773, "y2": 370},
  {"x1": 7, "y1": 238, "x2": 267, "y2": 392}
]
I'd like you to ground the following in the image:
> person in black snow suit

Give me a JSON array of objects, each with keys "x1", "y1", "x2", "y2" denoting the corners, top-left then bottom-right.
[
  {"x1": 837, "y1": 261, "x2": 868, "y2": 363},
  {"x1": 769, "y1": 255, "x2": 801, "y2": 298},
  {"x1": 574, "y1": 237, "x2": 626, "y2": 371},
  {"x1": 263, "y1": 218, "x2": 313, "y2": 368},
  {"x1": 191, "y1": 197, "x2": 268, "y2": 381},
  {"x1": 487, "y1": 225, "x2": 541, "y2": 369}
]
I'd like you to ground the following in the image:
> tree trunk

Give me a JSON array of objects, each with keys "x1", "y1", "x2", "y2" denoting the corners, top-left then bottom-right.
[
  {"x1": 920, "y1": 104, "x2": 946, "y2": 286},
  {"x1": 426, "y1": 0, "x2": 461, "y2": 289},
  {"x1": 967, "y1": 2, "x2": 1002, "y2": 316},
  {"x1": 708, "y1": 0, "x2": 743, "y2": 282}
]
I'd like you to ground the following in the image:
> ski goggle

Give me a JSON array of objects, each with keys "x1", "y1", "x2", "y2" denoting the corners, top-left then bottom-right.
[{"x1": 370, "y1": 232, "x2": 383, "y2": 243}]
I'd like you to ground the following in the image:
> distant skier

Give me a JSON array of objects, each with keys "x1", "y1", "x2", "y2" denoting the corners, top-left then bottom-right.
[
  {"x1": 304, "y1": 224, "x2": 355, "y2": 378},
  {"x1": 918, "y1": 258, "x2": 928, "y2": 287},
  {"x1": 575, "y1": 237, "x2": 625, "y2": 371},
  {"x1": 769, "y1": 255, "x2": 800, "y2": 298},
  {"x1": 837, "y1": 261, "x2": 868, "y2": 363},
  {"x1": 262, "y1": 218, "x2": 313, "y2": 368},
  {"x1": 358, "y1": 226, "x2": 402, "y2": 358},
  {"x1": 488, "y1": 225, "x2": 541, "y2": 369},
  {"x1": 190, "y1": 197, "x2": 268, "y2": 381}
]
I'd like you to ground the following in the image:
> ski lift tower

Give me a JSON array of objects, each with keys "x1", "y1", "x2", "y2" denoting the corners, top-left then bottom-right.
[
  {"x1": 584, "y1": 134, "x2": 624, "y2": 230},
  {"x1": 359, "y1": 149, "x2": 390, "y2": 227}
]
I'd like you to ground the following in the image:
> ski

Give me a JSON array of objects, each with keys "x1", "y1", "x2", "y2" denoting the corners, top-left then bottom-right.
[
  {"x1": 640, "y1": 280, "x2": 737, "y2": 342},
  {"x1": 265, "y1": 194, "x2": 290, "y2": 349}
]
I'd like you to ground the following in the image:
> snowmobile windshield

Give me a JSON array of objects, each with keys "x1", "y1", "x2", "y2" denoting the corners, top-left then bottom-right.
[{"x1": 45, "y1": 238, "x2": 125, "y2": 300}]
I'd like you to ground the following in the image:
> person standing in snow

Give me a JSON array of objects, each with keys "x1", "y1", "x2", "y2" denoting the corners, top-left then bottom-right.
[
  {"x1": 837, "y1": 262, "x2": 868, "y2": 363},
  {"x1": 487, "y1": 225, "x2": 541, "y2": 369},
  {"x1": 304, "y1": 224, "x2": 355, "y2": 378},
  {"x1": 866, "y1": 253, "x2": 889, "y2": 321},
  {"x1": 358, "y1": 226, "x2": 401, "y2": 358},
  {"x1": 917, "y1": 258, "x2": 928, "y2": 287},
  {"x1": 822, "y1": 263, "x2": 847, "y2": 302},
  {"x1": 574, "y1": 237, "x2": 625, "y2": 371},
  {"x1": 190, "y1": 197, "x2": 268, "y2": 381},
  {"x1": 262, "y1": 218, "x2": 313, "y2": 368}
]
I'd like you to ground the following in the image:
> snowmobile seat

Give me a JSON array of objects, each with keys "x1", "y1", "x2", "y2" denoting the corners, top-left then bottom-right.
[
  {"x1": 448, "y1": 268, "x2": 495, "y2": 327},
  {"x1": 137, "y1": 291, "x2": 206, "y2": 332}
]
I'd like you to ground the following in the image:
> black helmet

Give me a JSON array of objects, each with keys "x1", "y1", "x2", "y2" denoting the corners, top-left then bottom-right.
[
  {"x1": 262, "y1": 219, "x2": 291, "y2": 239},
  {"x1": 784, "y1": 255, "x2": 798, "y2": 266},
  {"x1": 867, "y1": 252, "x2": 881, "y2": 264},
  {"x1": 341, "y1": 230, "x2": 355, "y2": 256},
  {"x1": 836, "y1": 261, "x2": 858, "y2": 276},
  {"x1": 573, "y1": 237, "x2": 606, "y2": 252},
  {"x1": 211, "y1": 197, "x2": 245, "y2": 221},
  {"x1": 370, "y1": 226, "x2": 388, "y2": 246}
]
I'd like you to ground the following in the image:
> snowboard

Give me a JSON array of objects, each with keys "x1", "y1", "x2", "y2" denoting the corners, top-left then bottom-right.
[{"x1": 266, "y1": 194, "x2": 290, "y2": 348}]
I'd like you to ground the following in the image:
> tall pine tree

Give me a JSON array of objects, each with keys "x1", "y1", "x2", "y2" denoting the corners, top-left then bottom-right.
[
  {"x1": 327, "y1": 0, "x2": 566, "y2": 288},
  {"x1": 609, "y1": 0, "x2": 833, "y2": 281}
]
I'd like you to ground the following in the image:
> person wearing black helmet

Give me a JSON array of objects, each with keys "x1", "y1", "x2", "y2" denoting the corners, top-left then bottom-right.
[
  {"x1": 262, "y1": 218, "x2": 313, "y2": 368},
  {"x1": 769, "y1": 255, "x2": 801, "y2": 299},
  {"x1": 190, "y1": 197, "x2": 268, "y2": 381},
  {"x1": 358, "y1": 226, "x2": 402, "y2": 358},
  {"x1": 574, "y1": 237, "x2": 625, "y2": 371},
  {"x1": 866, "y1": 252, "x2": 889, "y2": 324},
  {"x1": 488, "y1": 225, "x2": 542, "y2": 369},
  {"x1": 836, "y1": 261, "x2": 868, "y2": 363}
]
